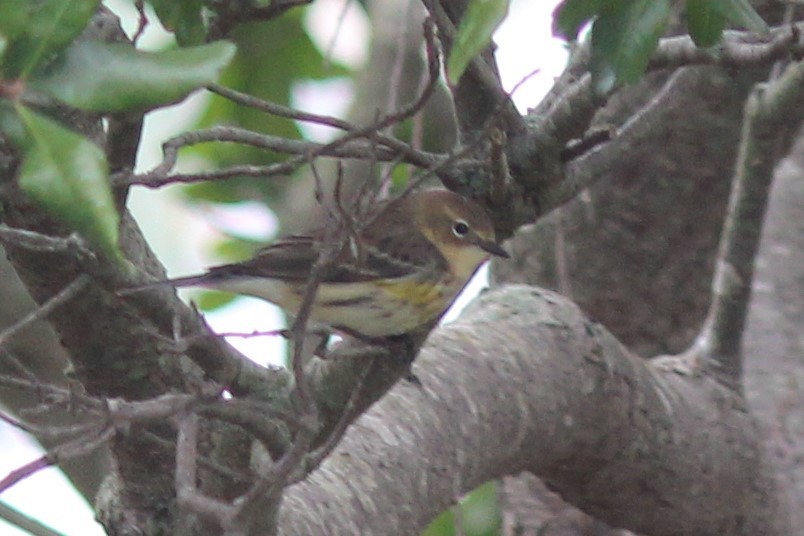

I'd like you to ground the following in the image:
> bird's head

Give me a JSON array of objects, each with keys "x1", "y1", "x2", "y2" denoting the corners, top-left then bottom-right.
[{"x1": 411, "y1": 190, "x2": 509, "y2": 280}]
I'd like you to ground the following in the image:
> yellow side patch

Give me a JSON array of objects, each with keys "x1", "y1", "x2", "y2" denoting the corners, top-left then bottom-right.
[{"x1": 375, "y1": 278, "x2": 447, "y2": 314}]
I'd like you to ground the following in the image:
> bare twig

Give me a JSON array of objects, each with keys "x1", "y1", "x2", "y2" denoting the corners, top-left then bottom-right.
[
  {"x1": 0, "y1": 348, "x2": 37, "y2": 381},
  {"x1": 175, "y1": 412, "x2": 238, "y2": 528},
  {"x1": 0, "y1": 500, "x2": 67, "y2": 536},
  {"x1": 141, "y1": 428, "x2": 251, "y2": 484},
  {"x1": 0, "y1": 426, "x2": 114, "y2": 493},
  {"x1": 228, "y1": 412, "x2": 317, "y2": 531},
  {"x1": 516, "y1": 22, "x2": 804, "y2": 210},
  {"x1": 206, "y1": 83, "x2": 432, "y2": 164},
  {"x1": 200, "y1": 400, "x2": 294, "y2": 457},
  {"x1": 132, "y1": 0, "x2": 148, "y2": 46},
  {"x1": 289, "y1": 354, "x2": 373, "y2": 482},
  {"x1": 488, "y1": 127, "x2": 509, "y2": 206},
  {"x1": 320, "y1": 0, "x2": 354, "y2": 68},
  {"x1": 546, "y1": 69, "x2": 689, "y2": 213},
  {"x1": 0, "y1": 408, "x2": 102, "y2": 441},
  {"x1": 540, "y1": 22, "x2": 804, "y2": 150},
  {"x1": 107, "y1": 393, "x2": 200, "y2": 423},
  {"x1": 0, "y1": 226, "x2": 89, "y2": 255},
  {"x1": 122, "y1": 126, "x2": 444, "y2": 188},
  {"x1": 125, "y1": 19, "x2": 442, "y2": 190},
  {"x1": 208, "y1": 0, "x2": 312, "y2": 39},
  {"x1": 0, "y1": 276, "x2": 90, "y2": 349}
]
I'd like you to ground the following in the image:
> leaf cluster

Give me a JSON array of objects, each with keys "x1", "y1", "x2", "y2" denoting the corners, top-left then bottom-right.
[
  {"x1": 0, "y1": 0, "x2": 234, "y2": 263},
  {"x1": 553, "y1": 0, "x2": 768, "y2": 92}
]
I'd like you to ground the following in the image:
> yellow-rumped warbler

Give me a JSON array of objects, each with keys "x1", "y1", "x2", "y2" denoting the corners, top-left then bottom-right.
[{"x1": 144, "y1": 189, "x2": 508, "y2": 338}]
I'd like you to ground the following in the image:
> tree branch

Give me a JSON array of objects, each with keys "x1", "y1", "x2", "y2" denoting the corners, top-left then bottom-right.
[
  {"x1": 689, "y1": 59, "x2": 804, "y2": 379},
  {"x1": 277, "y1": 285, "x2": 789, "y2": 536}
]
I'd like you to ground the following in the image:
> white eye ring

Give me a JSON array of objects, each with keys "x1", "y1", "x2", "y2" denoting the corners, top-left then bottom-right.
[{"x1": 452, "y1": 220, "x2": 470, "y2": 237}]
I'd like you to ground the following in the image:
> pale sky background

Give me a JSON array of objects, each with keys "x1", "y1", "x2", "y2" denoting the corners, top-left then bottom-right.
[{"x1": 0, "y1": 1, "x2": 566, "y2": 534}]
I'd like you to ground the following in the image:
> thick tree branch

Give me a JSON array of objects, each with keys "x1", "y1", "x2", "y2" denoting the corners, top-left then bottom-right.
[
  {"x1": 277, "y1": 285, "x2": 788, "y2": 536},
  {"x1": 509, "y1": 23, "x2": 804, "y2": 224},
  {"x1": 649, "y1": 25, "x2": 804, "y2": 70},
  {"x1": 690, "y1": 59, "x2": 804, "y2": 379}
]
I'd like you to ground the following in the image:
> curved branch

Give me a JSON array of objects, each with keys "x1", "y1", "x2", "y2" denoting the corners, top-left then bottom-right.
[
  {"x1": 120, "y1": 126, "x2": 444, "y2": 188},
  {"x1": 512, "y1": 22, "x2": 804, "y2": 217},
  {"x1": 277, "y1": 285, "x2": 789, "y2": 536},
  {"x1": 649, "y1": 24, "x2": 804, "y2": 70},
  {"x1": 690, "y1": 60, "x2": 804, "y2": 378}
]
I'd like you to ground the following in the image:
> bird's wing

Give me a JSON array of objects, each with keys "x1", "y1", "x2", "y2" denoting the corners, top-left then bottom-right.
[
  {"x1": 202, "y1": 223, "x2": 445, "y2": 284},
  {"x1": 206, "y1": 235, "x2": 321, "y2": 282}
]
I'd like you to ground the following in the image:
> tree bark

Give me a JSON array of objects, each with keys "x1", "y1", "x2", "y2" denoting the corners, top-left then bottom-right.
[{"x1": 276, "y1": 286, "x2": 789, "y2": 536}]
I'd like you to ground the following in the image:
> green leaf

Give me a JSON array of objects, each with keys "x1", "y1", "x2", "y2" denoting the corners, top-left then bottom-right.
[
  {"x1": 423, "y1": 481, "x2": 501, "y2": 536},
  {"x1": 0, "y1": 0, "x2": 29, "y2": 42},
  {"x1": 195, "y1": 290, "x2": 237, "y2": 312},
  {"x1": 149, "y1": 0, "x2": 206, "y2": 45},
  {"x1": 721, "y1": 0, "x2": 768, "y2": 34},
  {"x1": 553, "y1": 0, "x2": 600, "y2": 40},
  {"x1": 29, "y1": 40, "x2": 236, "y2": 112},
  {"x1": 686, "y1": 0, "x2": 727, "y2": 47},
  {"x1": 590, "y1": 0, "x2": 670, "y2": 94},
  {"x1": 446, "y1": 0, "x2": 510, "y2": 85},
  {"x1": 2, "y1": 0, "x2": 101, "y2": 78},
  {"x1": 15, "y1": 105, "x2": 123, "y2": 262}
]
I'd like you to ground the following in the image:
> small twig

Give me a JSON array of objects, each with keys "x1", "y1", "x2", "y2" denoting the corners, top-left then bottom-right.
[
  {"x1": 560, "y1": 126, "x2": 616, "y2": 162},
  {"x1": 289, "y1": 355, "x2": 374, "y2": 483},
  {"x1": 175, "y1": 413, "x2": 199, "y2": 503},
  {"x1": 200, "y1": 400, "x2": 294, "y2": 457},
  {"x1": 354, "y1": 110, "x2": 384, "y2": 213},
  {"x1": 488, "y1": 127, "x2": 509, "y2": 206},
  {"x1": 321, "y1": 0, "x2": 354, "y2": 68},
  {"x1": 175, "y1": 412, "x2": 238, "y2": 528},
  {"x1": 107, "y1": 393, "x2": 201, "y2": 423},
  {"x1": 207, "y1": 83, "x2": 431, "y2": 162},
  {"x1": 132, "y1": 0, "x2": 148, "y2": 45},
  {"x1": 141, "y1": 429, "x2": 251, "y2": 484},
  {"x1": 228, "y1": 412, "x2": 318, "y2": 531},
  {"x1": 208, "y1": 0, "x2": 312, "y2": 39},
  {"x1": 0, "y1": 500, "x2": 67, "y2": 536},
  {"x1": 0, "y1": 408, "x2": 102, "y2": 441},
  {"x1": 212, "y1": 329, "x2": 287, "y2": 339},
  {"x1": 289, "y1": 253, "x2": 330, "y2": 413},
  {"x1": 0, "y1": 375, "x2": 86, "y2": 404},
  {"x1": 0, "y1": 426, "x2": 114, "y2": 493},
  {"x1": 127, "y1": 18, "x2": 442, "y2": 190},
  {"x1": 0, "y1": 276, "x2": 90, "y2": 349},
  {"x1": 0, "y1": 226, "x2": 89, "y2": 255},
  {"x1": 208, "y1": 83, "x2": 356, "y2": 131},
  {"x1": 548, "y1": 69, "x2": 689, "y2": 212},
  {"x1": 0, "y1": 348, "x2": 37, "y2": 381}
]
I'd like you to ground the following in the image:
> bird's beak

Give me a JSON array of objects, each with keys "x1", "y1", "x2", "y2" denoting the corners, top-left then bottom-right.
[{"x1": 477, "y1": 239, "x2": 510, "y2": 258}]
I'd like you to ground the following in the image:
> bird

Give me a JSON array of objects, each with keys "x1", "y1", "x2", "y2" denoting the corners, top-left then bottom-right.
[{"x1": 132, "y1": 189, "x2": 508, "y2": 339}]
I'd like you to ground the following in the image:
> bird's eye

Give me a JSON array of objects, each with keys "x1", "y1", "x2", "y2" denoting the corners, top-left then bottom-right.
[{"x1": 452, "y1": 220, "x2": 470, "y2": 237}]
